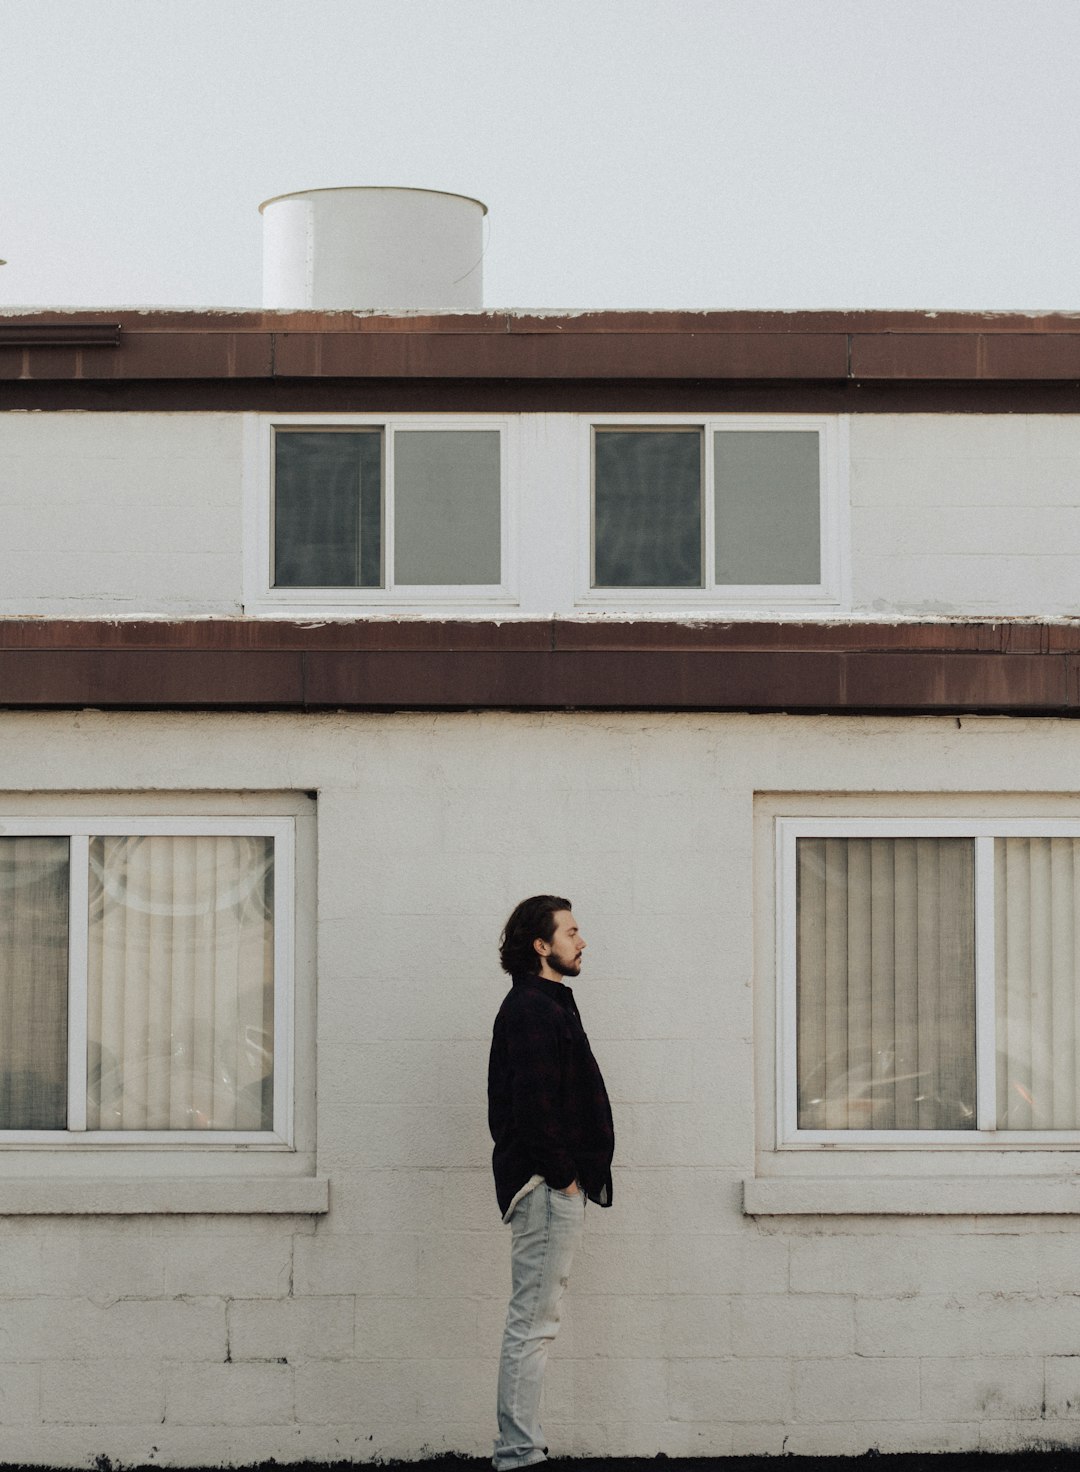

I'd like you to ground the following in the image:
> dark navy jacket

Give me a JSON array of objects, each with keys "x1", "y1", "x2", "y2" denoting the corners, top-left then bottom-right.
[{"x1": 488, "y1": 972, "x2": 614, "y2": 1218}]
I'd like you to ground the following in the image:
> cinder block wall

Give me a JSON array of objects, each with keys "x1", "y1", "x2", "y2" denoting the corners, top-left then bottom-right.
[
  {"x1": 848, "y1": 414, "x2": 1080, "y2": 616},
  {"x1": 4, "y1": 413, "x2": 1080, "y2": 617},
  {"x1": 0, "y1": 414, "x2": 245, "y2": 616},
  {"x1": 0, "y1": 710, "x2": 1079, "y2": 1463}
]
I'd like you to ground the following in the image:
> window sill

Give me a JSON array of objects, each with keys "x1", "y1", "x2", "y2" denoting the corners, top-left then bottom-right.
[
  {"x1": 0, "y1": 1177, "x2": 329, "y2": 1216},
  {"x1": 743, "y1": 1176, "x2": 1080, "y2": 1216}
]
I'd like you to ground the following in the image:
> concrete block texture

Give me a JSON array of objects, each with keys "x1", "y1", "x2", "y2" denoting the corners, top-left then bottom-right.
[
  {"x1": 730, "y1": 1294, "x2": 854, "y2": 1358},
  {"x1": 669, "y1": 1357, "x2": 794, "y2": 1423},
  {"x1": 0, "y1": 1363, "x2": 39, "y2": 1425},
  {"x1": 794, "y1": 1231, "x2": 1080, "y2": 1298},
  {"x1": 0, "y1": 413, "x2": 243, "y2": 615},
  {"x1": 7, "y1": 710, "x2": 1080, "y2": 1462},
  {"x1": 1044, "y1": 1356, "x2": 1080, "y2": 1418},
  {"x1": 164, "y1": 1234, "x2": 293, "y2": 1298},
  {"x1": 418, "y1": 1231, "x2": 506, "y2": 1298},
  {"x1": 848, "y1": 413, "x2": 1080, "y2": 613},
  {"x1": 858, "y1": 1293, "x2": 1080, "y2": 1359},
  {"x1": 292, "y1": 1231, "x2": 419, "y2": 1296},
  {"x1": 41, "y1": 1359, "x2": 165, "y2": 1425},
  {"x1": 355, "y1": 1296, "x2": 482, "y2": 1360},
  {"x1": 545, "y1": 1357, "x2": 669, "y2": 1424},
  {"x1": 320, "y1": 1169, "x2": 444, "y2": 1234},
  {"x1": 228, "y1": 1296, "x2": 355, "y2": 1362},
  {"x1": 923, "y1": 1355, "x2": 1045, "y2": 1421},
  {"x1": 37, "y1": 1234, "x2": 167, "y2": 1299},
  {"x1": 294, "y1": 1360, "x2": 419, "y2": 1426},
  {"x1": 165, "y1": 1363, "x2": 294, "y2": 1426},
  {"x1": 666, "y1": 1230, "x2": 790, "y2": 1295},
  {"x1": 0, "y1": 1296, "x2": 226, "y2": 1362},
  {"x1": 794, "y1": 1356, "x2": 921, "y2": 1423}
]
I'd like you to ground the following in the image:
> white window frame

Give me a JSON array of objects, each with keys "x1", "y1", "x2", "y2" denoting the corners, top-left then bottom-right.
[
  {"x1": 577, "y1": 413, "x2": 848, "y2": 610},
  {"x1": 0, "y1": 815, "x2": 294, "y2": 1149},
  {"x1": 776, "y1": 815, "x2": 1080, "y2": 1151},
  {"x1": 244, "y1": 412, "x2": 519, "y2": 614}
]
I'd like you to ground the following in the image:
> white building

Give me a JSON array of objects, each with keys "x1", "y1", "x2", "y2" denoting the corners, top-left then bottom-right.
[{"x1": 2, "y1": 279, "x2": 1080, "y2": 1460}]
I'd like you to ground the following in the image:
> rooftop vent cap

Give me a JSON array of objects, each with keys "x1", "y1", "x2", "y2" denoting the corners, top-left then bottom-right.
[{"x1": 259, "y1": 186, "x2": 487, "y2": 312}]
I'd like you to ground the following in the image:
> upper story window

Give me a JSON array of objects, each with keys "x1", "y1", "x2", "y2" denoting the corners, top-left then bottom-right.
[
  {"x1": 0, "y1": 816, "x2": 294, "y2": 1145},
  {"x1": 585, "y1": 416, "x2": 844, "y2": 605},
  {"x1": 247, "y1": 415, "x2": 514, "y2": 611},
  {"x1": 245, "y1": 411, "x2": 845, "y2": 615},
  {"x1": 777, "y1": 816, "x2": 1080, "y2": 1148}
]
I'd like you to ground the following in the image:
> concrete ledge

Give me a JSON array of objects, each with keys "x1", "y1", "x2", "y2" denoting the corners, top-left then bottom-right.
[
  {"x1": 743, "y1": 1176, "x2": 1080, "y2": 1215},
  {"x1": 0, "y1": 1176, "x2": 329, "y2": 1215}
]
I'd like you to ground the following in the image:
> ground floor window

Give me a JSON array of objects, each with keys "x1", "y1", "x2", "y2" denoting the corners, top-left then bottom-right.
[
  {"x1": 0, "y1": 817, "x2": 293, "y2": 1143},
  {"x1": 778, "y1": 818, "x2": 1080, "y2": 1145}
]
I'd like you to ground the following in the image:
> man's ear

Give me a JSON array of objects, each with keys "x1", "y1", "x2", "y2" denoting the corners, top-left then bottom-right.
[{"x1": 533, "y1": 936, "x2": 548, "y2": 957}]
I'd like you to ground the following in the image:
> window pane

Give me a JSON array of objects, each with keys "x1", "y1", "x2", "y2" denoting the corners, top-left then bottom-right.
[
  {"x1": 996, "y1": 837, "x2": 1080, "y2": 1129},
  {"x1": 714, "y1": 430, "x2": 820, "y2": 584},
  {"x1": 87, "y1": 836, "x2": 274, "y2": 1131},
  {"x1": 0, "y1": 837, "x2": 68, "y2": 1129},
  {"x1": 593, "y1": 429, "x2": 702, "y2": 587},
  {"x1": 797, "y1": 837, "x2": 975, "y2": 1130},
  {"x1": 273, "y1": 430, "x2": 382, "y2": 587},
  {"x1": 394, "y1": 430, "x2": 501, "y2": 585}
]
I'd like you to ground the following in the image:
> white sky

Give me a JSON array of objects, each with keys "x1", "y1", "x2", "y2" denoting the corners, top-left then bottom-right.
[{"x1": 2, "y1": 0, "x2": 1078, "y2": 312}]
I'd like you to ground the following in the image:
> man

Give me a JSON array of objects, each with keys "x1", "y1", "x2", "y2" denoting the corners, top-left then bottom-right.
[{"x1": 488, "y1": 895, "x2": 615, "y2": 1471}]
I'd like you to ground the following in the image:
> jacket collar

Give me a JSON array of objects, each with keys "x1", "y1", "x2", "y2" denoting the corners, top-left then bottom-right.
[{"x1": 511, "y1": 972, "x2": 575, "y2": 1008}]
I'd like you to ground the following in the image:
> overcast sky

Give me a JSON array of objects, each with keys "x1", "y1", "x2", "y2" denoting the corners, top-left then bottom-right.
[{"x1": 2, "y1": 0, "x2": 1078, "y2": 312}]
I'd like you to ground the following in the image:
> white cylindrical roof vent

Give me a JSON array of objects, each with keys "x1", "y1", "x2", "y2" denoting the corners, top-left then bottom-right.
[{"x1": 259, "y1": 186, "x2": 486, "y2": 311}]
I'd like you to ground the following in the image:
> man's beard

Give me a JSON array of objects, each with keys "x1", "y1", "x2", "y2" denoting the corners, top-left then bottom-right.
[{"x1": 547, "y1": 953, "x2": 581, "y2": 977}]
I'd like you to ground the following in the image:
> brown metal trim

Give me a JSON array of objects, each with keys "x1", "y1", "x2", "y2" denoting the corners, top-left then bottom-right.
[
  {"x1": 853, "y1": 333, "x2": 1080, "y2": 382},
  {"x1": 5, "y1": 310, "x2": 1080, "y2": 396},
  {"x1": 0, "y1": 618, "x2": 1073, "y2": 653},
  {"x1": 0, "y1": 323, "x2": 121, "y2": 347},
  {"x1": 3, "y1": 377, "x2": 1080, "y2": 414},
  {"x1": 271, "y1": 330, "x2": 849, "y2": 380},
  {"x1": 0, "y1": 650, "x2": 304, "y2": 708},
  {"x1": 0, "y1": 619, "x2": 1077, "y2": 715},
  {"x1": 9, "y1": 308, "x2": 1080, "y2": 333}
]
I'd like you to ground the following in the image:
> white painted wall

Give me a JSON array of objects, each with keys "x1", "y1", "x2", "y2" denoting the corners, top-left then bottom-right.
[
  {"x1": 1, "y1": 708, "x2": 1079, "y2": 1462},
  {"x1": 849, "y1": 414, "x2": 1080, "y2": 617},
  {"x1": 4, "y1": 410, "x2": 1080, "y2": 619},
  {"x1": 0, "y1": 414, "x2": 245, "y2": 616}
]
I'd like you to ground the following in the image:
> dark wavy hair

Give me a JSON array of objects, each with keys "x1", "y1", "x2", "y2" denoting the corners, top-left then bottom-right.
[{"x1": 499, "y1": 894, "x2": 572, "y2": 976}]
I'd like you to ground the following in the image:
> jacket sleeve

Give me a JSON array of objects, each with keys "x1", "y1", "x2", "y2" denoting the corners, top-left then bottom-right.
[{"x1": 506, "y1": 1002, "x2": 577, "y2": 1189}]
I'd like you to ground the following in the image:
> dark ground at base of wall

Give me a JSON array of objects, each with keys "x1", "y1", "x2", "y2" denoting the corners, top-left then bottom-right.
[{"x1": 9, "y1": 1457, "x2": 1080, "y2": 1472}]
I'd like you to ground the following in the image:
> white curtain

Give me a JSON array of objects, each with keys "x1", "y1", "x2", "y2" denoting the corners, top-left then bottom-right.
[
  {"x1": 86, "y1": 835, "x2": 274, "y2": 1131},
  {"x1": 996, "y1": 837, "x2": 1080, "y2": 1129},
  {"x1": 797, "y1": 837, "x2": 976, "y2": 1130},
  {"x1": 0, "y1": 836, "x2": 69, "y2": 1129}
]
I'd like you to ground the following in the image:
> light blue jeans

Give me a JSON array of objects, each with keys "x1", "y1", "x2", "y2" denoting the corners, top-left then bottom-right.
[{"x1": 493, "y1": 1183, "x2": 585, "y2": 1470}]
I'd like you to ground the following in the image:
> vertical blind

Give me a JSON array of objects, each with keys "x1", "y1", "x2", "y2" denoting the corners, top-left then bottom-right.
[
  {"x1": 996, "y1": 837, "x2": 1080, "y2": 1129},
  {"x1": 86, "y1": 835, "x2": 275, "y2": 1131},
  {"x1": 797, "y1": 836, "x2": 976, "y2": 1130},
  {"x1": 593, "y1": 429, "x2": 703, "y2": 587},
  {"x1": 273, "y1": 429, "x2": 383, "y2": 588}
]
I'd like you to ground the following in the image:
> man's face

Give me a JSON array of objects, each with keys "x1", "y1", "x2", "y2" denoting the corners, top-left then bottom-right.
[{"x1": 538, "y1": 910, "x2": 586, "y2": 978}]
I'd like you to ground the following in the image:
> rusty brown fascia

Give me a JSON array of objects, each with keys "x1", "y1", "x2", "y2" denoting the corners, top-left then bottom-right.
[
  {"x1": 2, "y1": 308, "x2": 1080, "y2": 411},
  {"x1": 0, "y1": 620, "x2": 1074, "y2": 716}
]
